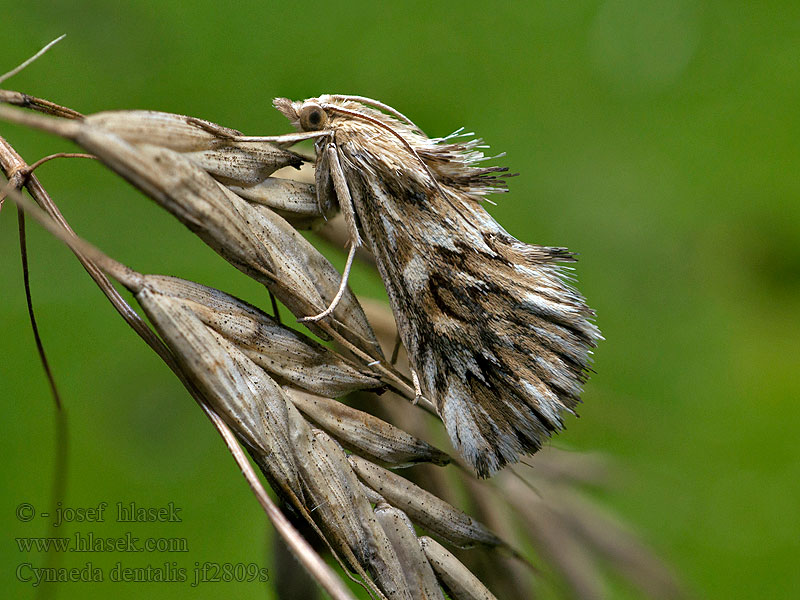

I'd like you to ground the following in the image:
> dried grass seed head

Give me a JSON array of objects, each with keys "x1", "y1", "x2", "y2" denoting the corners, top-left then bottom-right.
[{"x1": 84, "y1": 110, "x2": 304, "y2": 185}]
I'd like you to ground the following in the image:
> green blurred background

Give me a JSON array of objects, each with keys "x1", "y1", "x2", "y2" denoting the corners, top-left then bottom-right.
[{"x1": 1, "y1": 1, "x2": 798, "y2": 598}]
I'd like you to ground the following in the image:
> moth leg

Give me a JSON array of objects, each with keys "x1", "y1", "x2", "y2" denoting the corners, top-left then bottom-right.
[
  {"x1": 390, "y1": 333, "x2": 402, "y2": 365},
  {"x1": 411, "y1": 370, "x2": 424, "y2": 405},
  {"x1": 326, "y1": 143, "x2": 362, "y2": 248},
  {"x1": 299, "y1": 143, "x2": 362, "y2": 323},
  {"x1": 268, "y1": 290, "x2": 281, "y2": 324},
  {"x1": 298, "y1": 242, "x2": 357, "y2": 323}
]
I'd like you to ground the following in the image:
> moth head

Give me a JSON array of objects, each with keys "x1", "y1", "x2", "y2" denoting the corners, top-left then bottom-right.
[{"x1": 298, "y1": 102, "x2": 330, "y2": 132}]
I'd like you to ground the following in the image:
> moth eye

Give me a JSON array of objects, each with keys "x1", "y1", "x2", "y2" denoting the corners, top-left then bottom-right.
[{"x1": 299, "y1": 103, "x2": 328, "y2": 131}]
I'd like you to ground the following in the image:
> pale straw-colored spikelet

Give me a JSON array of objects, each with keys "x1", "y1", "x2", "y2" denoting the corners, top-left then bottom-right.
[
  {"x1": 375, "y1": 505, "x2": 446, "y2": 600},
  {"x1": 288, "y1": 389, "x2": 450, "y2": 468},
  {"x1": 419, "y1": 536, "x2": 499, "y2": 600},
  {"x1": 349, "y1": 455, "x2": 505, "y2": 551}
]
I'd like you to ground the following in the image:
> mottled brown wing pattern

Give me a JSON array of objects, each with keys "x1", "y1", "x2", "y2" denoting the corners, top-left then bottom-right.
[{"x1": 329, "y1": 130, "x2": 599, "y2": 477}]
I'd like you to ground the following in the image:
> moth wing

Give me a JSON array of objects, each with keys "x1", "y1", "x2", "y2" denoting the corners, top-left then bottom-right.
[{"x1": 332, "y1": 140, "x2": 600, "y2": 477}]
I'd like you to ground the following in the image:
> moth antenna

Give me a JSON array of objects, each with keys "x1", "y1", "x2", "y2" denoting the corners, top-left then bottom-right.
[
  {"x1": 322, "y1": 104, "x2": 452, "y2": 204},
  {"x1": 229, "y1": 130, "x2": 331, "y2": 144},
  {"x1": 327, "y1": 95, "x2": 424, "y2": 134}
]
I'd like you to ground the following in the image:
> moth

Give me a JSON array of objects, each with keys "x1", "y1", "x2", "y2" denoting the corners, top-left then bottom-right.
[{"x1": 270, "y1": 94, "x2": 601, "y2": 477}]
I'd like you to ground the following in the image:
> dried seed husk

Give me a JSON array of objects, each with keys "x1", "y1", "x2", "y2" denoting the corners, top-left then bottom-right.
[
  {"x1": 145, "y1": 275, "x2": 380, "y2": 397},
  {"x1": 221, "y1": 180, "x2": 380, "y2": 358},
  {"x1": 83, "y1": 111, "x2": 237, "y2": 151},
  {"x1": 418, "y1": 536, "x2": 499, "y2": 600},
  {"x1": 521, "y1": 480, "x2": 682, "y2": 599},
  {"x1": 309, "y1": 429, "x2": 412, "y2": 600},
  {"x1": 227, "y1": 176, "x2": 324, "y2": 228},
  {"x1": 136, "y1": 286, "x2": 301, "y2": 498},
  {"x1": 287, "y1": 389, "x2": 450, "y2": 468},
  {"x1": 286, "y1": 404, "x2": 410, "y2": 599},
  {"x1": 374, "y1": 504, "x2": 445, "y2": 600},
  {"x1": 460, "y1": 475, "x2": 535, "y2": 599},
  {"x1": 348, "y1": 455, "x2": 503, "y2": 549},
  {"x1": 84, "y1": 110, "x2": 303, "y2": 184},
  {"x1": 503, "y1": 479, "x2": 604, "y2": 600},
  {"x1": 287, "y1": 403, "x2": 366, "y2": 563},
  {"x1": 528, "y1": 448, "x2": 610, "y2": 486},
  {"x1": 183, "y1": 145, "x2": 301, "y2": 186},
  {"x1": 69, "y1": 124, "x2": 382, "y2": 358},
  {"x1": 359, "y1": 481, "x2": 386, "y2": 505}
]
